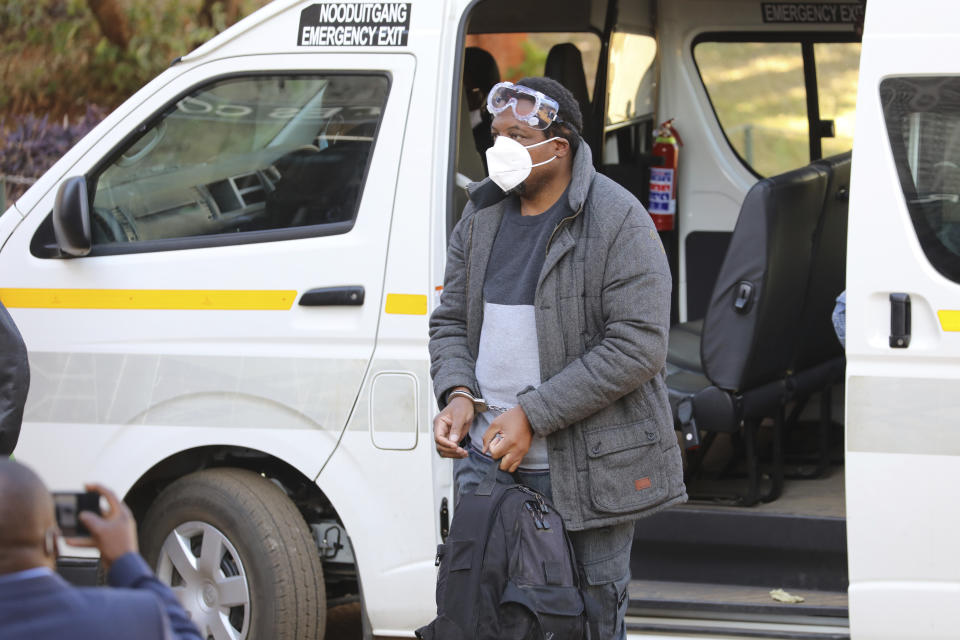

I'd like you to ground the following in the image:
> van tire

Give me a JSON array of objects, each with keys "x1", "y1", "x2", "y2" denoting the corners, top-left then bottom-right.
[{"x1": 140, "y1": 468, "x2": 326, "y2": 640}]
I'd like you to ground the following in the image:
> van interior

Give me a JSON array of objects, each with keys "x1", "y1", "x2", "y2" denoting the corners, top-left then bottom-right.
[{"x1": 452, "y1": 0, "x2": 859, "y2": 633}]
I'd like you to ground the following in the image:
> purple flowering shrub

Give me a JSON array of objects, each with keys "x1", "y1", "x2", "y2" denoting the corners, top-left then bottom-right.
[{"x1": 0, "y1": 105, "x2": 106, "y2": 204}]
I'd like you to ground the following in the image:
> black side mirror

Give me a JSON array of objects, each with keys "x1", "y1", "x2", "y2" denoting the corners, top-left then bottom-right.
[{"x1": 52, "y1": 176, "x2": 91, "y2": 257}]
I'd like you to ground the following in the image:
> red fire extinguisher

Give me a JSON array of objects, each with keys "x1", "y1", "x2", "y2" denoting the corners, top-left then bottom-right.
[{"x1": 649, "y1": 119, "x2": 682, "y2": 231}]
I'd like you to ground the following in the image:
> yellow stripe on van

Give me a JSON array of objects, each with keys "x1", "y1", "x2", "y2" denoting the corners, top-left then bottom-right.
[
  {"x1": 0, "y1": 288, "x2": 296, "y2": 310},
  {"x1": 385, "y1": 293, "x2": 427, "y2": 315},
  {"x1": 938, "y1": 310, "x2": 960, "y2": 331}
]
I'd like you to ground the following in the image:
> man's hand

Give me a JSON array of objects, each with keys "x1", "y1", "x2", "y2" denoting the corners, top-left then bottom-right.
[
  {"x1": 434, "y1": 388, "x2": 474, "y2": 458},
  {"x1": 482, "y1": 407, "x2": 534, "y2": 472},
  {"x1": 65, "y1": 483, "x2": 138, "y2": 572}
]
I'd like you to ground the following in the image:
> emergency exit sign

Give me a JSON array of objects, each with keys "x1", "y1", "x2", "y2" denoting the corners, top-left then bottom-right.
[{"x1": 761, "y1": 2, "x2": 865, "y2": 24}]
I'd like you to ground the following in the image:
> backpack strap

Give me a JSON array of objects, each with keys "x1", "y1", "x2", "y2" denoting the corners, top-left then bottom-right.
[{"x1": 474, "y1": 457, "x2": 501, "y2": 496}]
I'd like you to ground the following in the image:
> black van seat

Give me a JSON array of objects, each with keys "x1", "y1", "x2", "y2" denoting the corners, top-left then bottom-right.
[
  {"x1": 667, "y1": 156, "x2": 851, "y2": 379},
  {"x1": 666, "y1": 161, "x2": 830, "y2": 505},
  {"x1": 465, "y1": 47, "x2": 500, "y2": 108},
  {"x1": 699, "y1": 166, "x2": 830, "y2": 391},
  {"x1": 544, "y1": 43, "x2": 590, "y2": 125},
  {"x1": 667, "y1": 319, "x2": 703, "y2": 373},
  {"x1": 666, "y1": 367, "x2": 709, "y2": 417},
  {"x1": 781, "y1": 152, "x2": 851, "y2": 476},
  {"x1": 667, "y1": 155, "x2": 850, "y2": 375},
  {"x1": 464, "y1": 47, "x2": 500, "y2": 160},
  {"x1": 266, "y1": 137, "x2": 373, "y2": 228},
  {"x1": 793, "y1": 152, "x2": 851, "y2": 375},
  {"x1": 455, "y1": 83, "x2": 487, "y2": 218}
]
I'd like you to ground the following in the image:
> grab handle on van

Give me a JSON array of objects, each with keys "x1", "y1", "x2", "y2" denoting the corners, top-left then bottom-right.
[{"x1": 299, "y1": 286, "x2": 365, "y2": 307}]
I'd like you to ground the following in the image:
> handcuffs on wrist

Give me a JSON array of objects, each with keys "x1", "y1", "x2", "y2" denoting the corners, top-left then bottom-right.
[{"x1": 446, "y1": 389, "x2": 509, "y2": 415}]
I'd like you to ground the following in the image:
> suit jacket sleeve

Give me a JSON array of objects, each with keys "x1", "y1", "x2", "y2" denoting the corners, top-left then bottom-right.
[
  {"x1": 0, "y1": 300, "x2": 29, "y2": 456},
  {"x1": 108, "y1": 553, "x2": 203, "y2": 640},
  {"x1": 428, "y1": 207, "x2": 480, "y2": 406}
]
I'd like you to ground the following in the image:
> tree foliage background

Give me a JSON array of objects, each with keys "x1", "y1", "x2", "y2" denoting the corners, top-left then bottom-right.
[
  {"x1": 0, "y1": 0, "x2": 270, "y2": 202},
  {"x1": 1, "y1": 0, "x2": 270, "y2": 117}
]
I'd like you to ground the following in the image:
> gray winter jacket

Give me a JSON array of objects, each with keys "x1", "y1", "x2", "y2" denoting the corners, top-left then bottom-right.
[{"x1": 429, "y1": 142, "x2": 686, "y2": 530}]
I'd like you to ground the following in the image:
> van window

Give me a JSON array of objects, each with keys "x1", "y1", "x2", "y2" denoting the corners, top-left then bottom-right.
[
  {"x1": 693, "y1": 37, "x2": 860, "y2": 176},
  {"x1": 881, "y1": 76, "x2": 960, "y2": 283},
  {"x1": 88, "y1": 74, "x2": 388, "y2": 250},
  {"x1": 606, "y1": 32, "x2": 657, "y2": 126},
  {"x1": 815, "y1": 42, "x2": 860, "y2": 159},
  {"x1": 600, "y1": 32, "x2": 657, "y2": 175}
]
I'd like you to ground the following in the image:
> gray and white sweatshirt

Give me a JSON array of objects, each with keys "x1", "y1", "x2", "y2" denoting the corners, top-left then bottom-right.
[{"x1": 469, "y1": 189, "x2": 572, "y2": 470}]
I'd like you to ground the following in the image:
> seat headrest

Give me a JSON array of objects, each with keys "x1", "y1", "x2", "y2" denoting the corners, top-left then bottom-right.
[
  {"x1": 544, "y1": 43, "x2": 590, "y2": 118},
  {"x1": 464, "y1": 47, "x2": 501, "y2": 98}
]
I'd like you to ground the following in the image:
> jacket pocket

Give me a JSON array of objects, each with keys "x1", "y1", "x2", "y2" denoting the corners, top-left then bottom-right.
[{"x1": 584, "y1": 421, "x2": 667, "y2": 513}]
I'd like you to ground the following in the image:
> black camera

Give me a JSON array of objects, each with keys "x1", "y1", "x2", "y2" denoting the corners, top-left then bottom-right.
[{"x1": 52, "y1": 491, "x2": 101, "y2": 537}]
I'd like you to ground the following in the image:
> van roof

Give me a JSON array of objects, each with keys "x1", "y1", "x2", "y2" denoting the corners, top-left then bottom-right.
[{"x1": 181, "y1": 0, "x2": 865, "y2": 64}]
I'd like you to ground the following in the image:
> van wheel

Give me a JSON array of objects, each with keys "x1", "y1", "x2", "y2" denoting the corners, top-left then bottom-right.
[{"x1": 140, "y1": 468, "x2": 326, "y2": 640}]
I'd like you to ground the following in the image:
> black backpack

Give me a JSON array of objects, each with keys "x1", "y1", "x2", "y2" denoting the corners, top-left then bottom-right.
[{"x1": 416, "y1": 461, "x2": 589, "y2": 640}]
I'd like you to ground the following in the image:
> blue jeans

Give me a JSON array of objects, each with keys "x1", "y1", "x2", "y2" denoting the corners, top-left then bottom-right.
[{"x1": 454, "y1": 447, "x2": 633, "y2": 640}]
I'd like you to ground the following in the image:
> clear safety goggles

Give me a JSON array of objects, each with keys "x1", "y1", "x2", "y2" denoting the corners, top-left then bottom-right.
[{"x1": 486, "y1": 82, "x2": 561, "y2": 130}]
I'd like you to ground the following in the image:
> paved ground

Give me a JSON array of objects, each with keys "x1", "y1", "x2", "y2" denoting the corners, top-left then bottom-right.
[{"x1": 326, "y1": 602, "x2": 363, "y2": 637}]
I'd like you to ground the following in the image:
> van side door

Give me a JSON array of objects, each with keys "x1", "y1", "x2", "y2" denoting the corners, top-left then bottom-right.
[{"x1": 846, "y1": 8, "x2": 960, "y2": 638}]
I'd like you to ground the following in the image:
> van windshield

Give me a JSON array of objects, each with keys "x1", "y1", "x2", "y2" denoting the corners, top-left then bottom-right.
[
  {"x1": 105, "y1": 76, "x2": 374, "y2": 184},
  {"x1": 89, "y1": 74, "x2": 389, "y2": 248}
]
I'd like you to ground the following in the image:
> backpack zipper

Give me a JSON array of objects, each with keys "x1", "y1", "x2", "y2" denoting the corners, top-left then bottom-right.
[
  {"x1": 516, "y1": 485, "x2": 550, "y2": 514},
  {"x1": 524, "y1": 501, "x2": 549, "y2": 530}
]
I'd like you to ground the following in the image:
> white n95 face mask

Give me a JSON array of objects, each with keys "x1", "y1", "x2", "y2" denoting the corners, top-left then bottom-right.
[{"x1": 485, "y1": 135, "x2": 560, "y2": 193}]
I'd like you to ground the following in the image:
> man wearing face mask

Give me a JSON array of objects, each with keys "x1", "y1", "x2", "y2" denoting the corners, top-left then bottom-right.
[{"x1": 429, "y1": 76, "x2": 686, "y2": 639}]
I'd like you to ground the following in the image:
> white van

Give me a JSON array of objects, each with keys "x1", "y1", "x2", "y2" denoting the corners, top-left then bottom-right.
[{"x1": 1, "y1": 0, "x2": 955, "y2": 638}]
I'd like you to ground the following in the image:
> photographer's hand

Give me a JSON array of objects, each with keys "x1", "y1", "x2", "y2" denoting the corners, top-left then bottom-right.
[{"x1": 65, "y1": 483, "x2": 138, "y2": 572}]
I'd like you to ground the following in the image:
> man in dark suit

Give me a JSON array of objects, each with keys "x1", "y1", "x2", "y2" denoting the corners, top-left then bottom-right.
[{"x1": 0, "y1": 460, "x2": 202, "y2": 640}]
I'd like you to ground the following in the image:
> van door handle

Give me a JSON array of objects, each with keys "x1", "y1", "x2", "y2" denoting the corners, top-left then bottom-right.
[
  {"x1": 890, "y1": 292, "x2": 911, "y2": 348},
  {"x1": 299, "y1": 286, "x2": 365, "y2": 306}
]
